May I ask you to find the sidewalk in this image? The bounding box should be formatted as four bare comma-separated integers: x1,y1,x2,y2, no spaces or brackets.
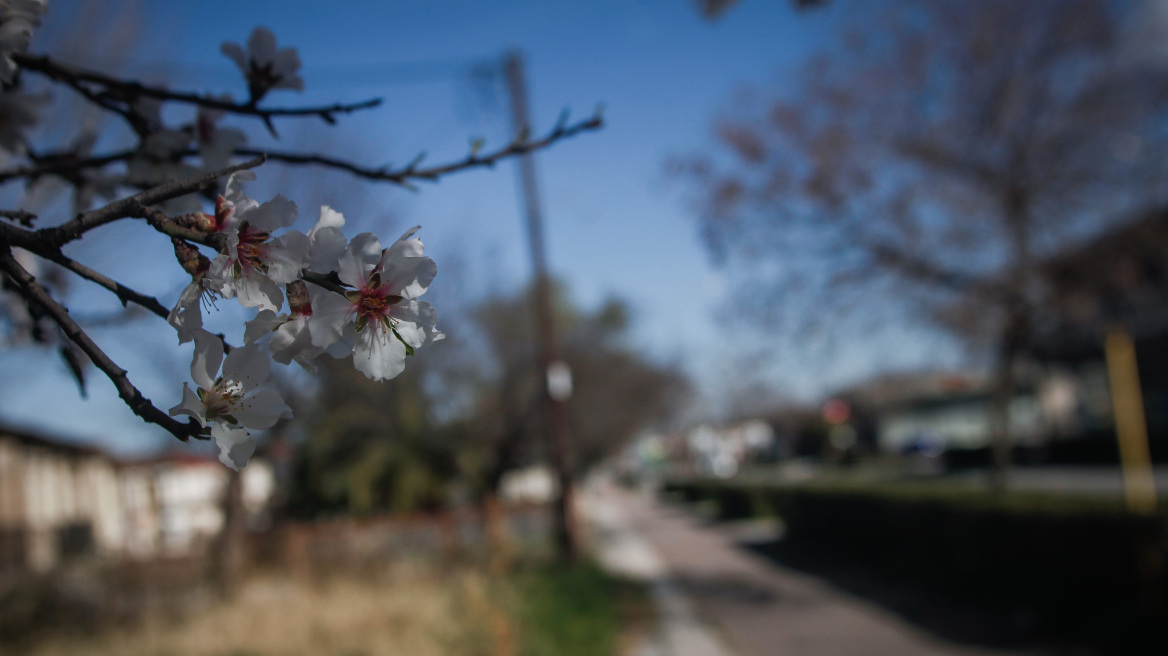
582,479,1031,656
582,479,735,656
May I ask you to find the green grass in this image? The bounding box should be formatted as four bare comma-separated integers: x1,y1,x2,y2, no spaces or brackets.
508,560,647,656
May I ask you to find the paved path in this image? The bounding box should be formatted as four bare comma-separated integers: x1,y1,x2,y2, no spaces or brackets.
582,479,735,656
582,478,1033,656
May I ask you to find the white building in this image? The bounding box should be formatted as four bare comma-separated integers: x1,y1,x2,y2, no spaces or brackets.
0,426,274,573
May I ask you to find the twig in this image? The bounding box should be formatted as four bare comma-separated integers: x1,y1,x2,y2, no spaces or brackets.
46,155,265,246
0,209,37,226
300,270,348,295
0,149,136,185
40,250,170,319
237,114,604,186
129,201,225,249
15,54,382,133
0,247,205,442
0,113,603,193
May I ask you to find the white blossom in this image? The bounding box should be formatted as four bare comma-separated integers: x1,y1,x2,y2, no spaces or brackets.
309,228,442,381
221,27,304,102
0,0,47,83
0,89,47,158
194,102,246,171
204,185,305,312
169,330,291,470
243,281,345,369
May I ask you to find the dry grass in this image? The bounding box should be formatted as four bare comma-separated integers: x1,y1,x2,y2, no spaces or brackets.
17,560,504,656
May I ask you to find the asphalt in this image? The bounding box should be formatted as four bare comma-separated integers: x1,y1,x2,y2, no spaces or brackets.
582,478,1035,656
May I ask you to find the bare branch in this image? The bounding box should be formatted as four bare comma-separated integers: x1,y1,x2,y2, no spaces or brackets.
895,138,1002,190
237,113,604,187
0,148,136,186
40,250,170,319
46,155,265,246
300,269,348,295
128,201,225,249
14,54,382,133
0,113,602,195
0,247,204,442
864,240,987,296
0,209,37,226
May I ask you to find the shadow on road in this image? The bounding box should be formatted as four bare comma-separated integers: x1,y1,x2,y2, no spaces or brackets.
739,535,1149,656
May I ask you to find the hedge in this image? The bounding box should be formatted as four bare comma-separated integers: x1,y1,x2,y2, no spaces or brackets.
662,477,1168,647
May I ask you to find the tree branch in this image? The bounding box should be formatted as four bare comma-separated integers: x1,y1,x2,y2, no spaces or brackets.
237,113,604,187
0,209,37,226
40,250,170,319
0,148,136,186
15,54,382,133
864,239,985,295
0,247,205,442
45,155,264,246
300,269,348,295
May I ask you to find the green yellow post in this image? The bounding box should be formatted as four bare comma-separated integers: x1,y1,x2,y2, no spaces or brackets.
1104,326,1157,515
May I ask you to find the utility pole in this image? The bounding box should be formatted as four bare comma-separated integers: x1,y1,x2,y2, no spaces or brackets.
503,50,577,561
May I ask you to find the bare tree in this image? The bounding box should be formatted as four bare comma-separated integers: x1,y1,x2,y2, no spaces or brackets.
673,0,1168,482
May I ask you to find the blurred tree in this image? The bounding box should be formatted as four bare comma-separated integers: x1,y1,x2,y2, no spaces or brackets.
693,0,828,20
467,284,691,493
673,0,1168,482
287,282,689,521
287,356,463,518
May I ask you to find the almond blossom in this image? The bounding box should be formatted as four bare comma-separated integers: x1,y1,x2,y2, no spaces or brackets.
169,330,291,470
0,0,47,83
221,27,303,103
194,103,246,171
167,239,214,344
243,281,346,370
309,228,443,381
204,183,306,312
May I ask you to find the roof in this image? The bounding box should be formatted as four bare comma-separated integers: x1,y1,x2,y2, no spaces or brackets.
0,424,112,461
1032,205,1168,358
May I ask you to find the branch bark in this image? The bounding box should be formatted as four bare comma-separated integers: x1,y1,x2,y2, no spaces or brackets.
0,247,205,442
14,54,382,132
46,155,265,246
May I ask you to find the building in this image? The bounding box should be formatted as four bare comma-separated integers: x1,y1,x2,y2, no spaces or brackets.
0,427,123,572
0,425,274,574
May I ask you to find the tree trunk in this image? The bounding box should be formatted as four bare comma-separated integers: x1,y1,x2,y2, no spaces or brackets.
988,307,1026,492
484,491,513,575
210,468,245,598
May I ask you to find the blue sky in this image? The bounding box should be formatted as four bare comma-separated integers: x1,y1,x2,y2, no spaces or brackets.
0,0,965,454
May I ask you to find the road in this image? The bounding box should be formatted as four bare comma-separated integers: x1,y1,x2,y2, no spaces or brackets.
582,477,1037,656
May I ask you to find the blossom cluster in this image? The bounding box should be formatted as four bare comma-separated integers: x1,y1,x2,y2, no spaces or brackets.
167,172,442,469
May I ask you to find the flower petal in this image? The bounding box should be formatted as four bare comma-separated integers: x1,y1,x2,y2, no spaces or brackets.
234,389,291,430
168,383,208,428
220,41,248,73
266,230,310,284
394,300,442,347
308,226,346,273
270,316,318,366
353,327,407,382
307,290,353,348
191,330,223,390
381,253,437,300
222,343,271,391
243,194,297,232
233,270,284,312
248,27,277,64
337,232,382,288
211,423,255,470
308,206,345,238
243,309,287,345
167,281,204,344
